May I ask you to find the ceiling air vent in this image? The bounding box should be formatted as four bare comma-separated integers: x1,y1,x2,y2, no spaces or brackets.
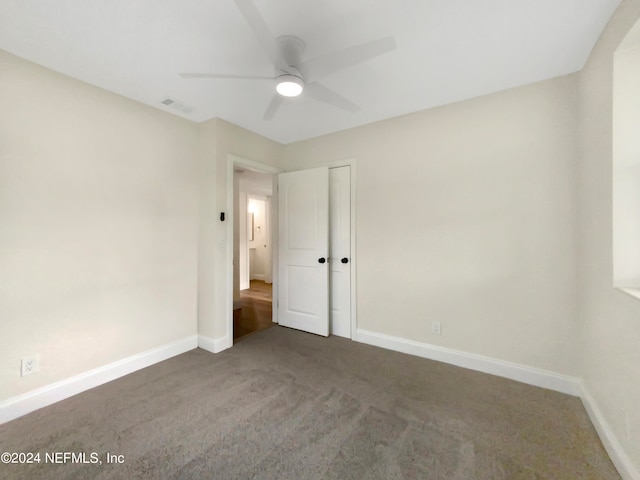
159,97,193,114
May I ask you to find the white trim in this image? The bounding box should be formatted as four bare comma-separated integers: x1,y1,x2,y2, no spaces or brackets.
228,154,282,176
0,336,198,424
270,175,279,324
354,329,581,396
355,328,640,478
580,383,640,480
615,286,640,301
346,160,358,341
198,334,232,354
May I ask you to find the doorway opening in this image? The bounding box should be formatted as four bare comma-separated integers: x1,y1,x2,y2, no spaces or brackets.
226,154,357,347
233,166,277,343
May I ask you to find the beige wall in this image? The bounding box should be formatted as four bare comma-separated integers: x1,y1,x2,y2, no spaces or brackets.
5,6,640,470
578,0,640,470
197,119,283,341
0,50,200,400
196,119,218,340
613,21,640,291
284,74,580,375
0,47,284,400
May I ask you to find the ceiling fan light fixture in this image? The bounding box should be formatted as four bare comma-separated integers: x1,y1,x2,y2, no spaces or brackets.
276,74,304,97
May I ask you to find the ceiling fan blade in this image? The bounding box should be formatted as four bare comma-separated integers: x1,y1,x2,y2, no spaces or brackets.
302,37,396,80
263,94,284,120
305,82,360,113
179,73,273,80
233,0,290,73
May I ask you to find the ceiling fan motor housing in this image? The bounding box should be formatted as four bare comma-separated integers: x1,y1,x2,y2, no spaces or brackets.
276,35,306,73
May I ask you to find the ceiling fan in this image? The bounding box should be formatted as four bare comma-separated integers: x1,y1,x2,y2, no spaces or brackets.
179,0,397,120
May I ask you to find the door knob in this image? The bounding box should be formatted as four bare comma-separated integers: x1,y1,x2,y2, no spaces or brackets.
318,257,326,264
341,257,349,264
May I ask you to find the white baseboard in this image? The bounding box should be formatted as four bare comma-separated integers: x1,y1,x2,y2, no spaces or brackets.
354,329,581,396
355,329,640,478
198,334,232,354
0,335,198,425
3,327,637,479
580,384,640,480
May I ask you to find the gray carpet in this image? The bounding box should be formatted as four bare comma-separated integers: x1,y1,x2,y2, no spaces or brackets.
0,326,620,479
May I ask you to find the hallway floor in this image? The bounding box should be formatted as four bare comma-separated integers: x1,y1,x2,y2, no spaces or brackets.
233,280,273,342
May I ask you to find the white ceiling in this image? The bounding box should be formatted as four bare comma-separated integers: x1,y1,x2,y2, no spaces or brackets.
0,0,621,144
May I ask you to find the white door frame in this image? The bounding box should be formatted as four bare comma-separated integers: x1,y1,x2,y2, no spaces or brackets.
226,154,357,344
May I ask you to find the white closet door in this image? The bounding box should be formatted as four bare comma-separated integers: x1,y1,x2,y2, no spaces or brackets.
329,166,351,338
278,167,329,336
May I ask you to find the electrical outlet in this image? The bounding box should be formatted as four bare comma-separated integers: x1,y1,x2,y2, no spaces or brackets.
431,321,441,335
21,356,39,377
